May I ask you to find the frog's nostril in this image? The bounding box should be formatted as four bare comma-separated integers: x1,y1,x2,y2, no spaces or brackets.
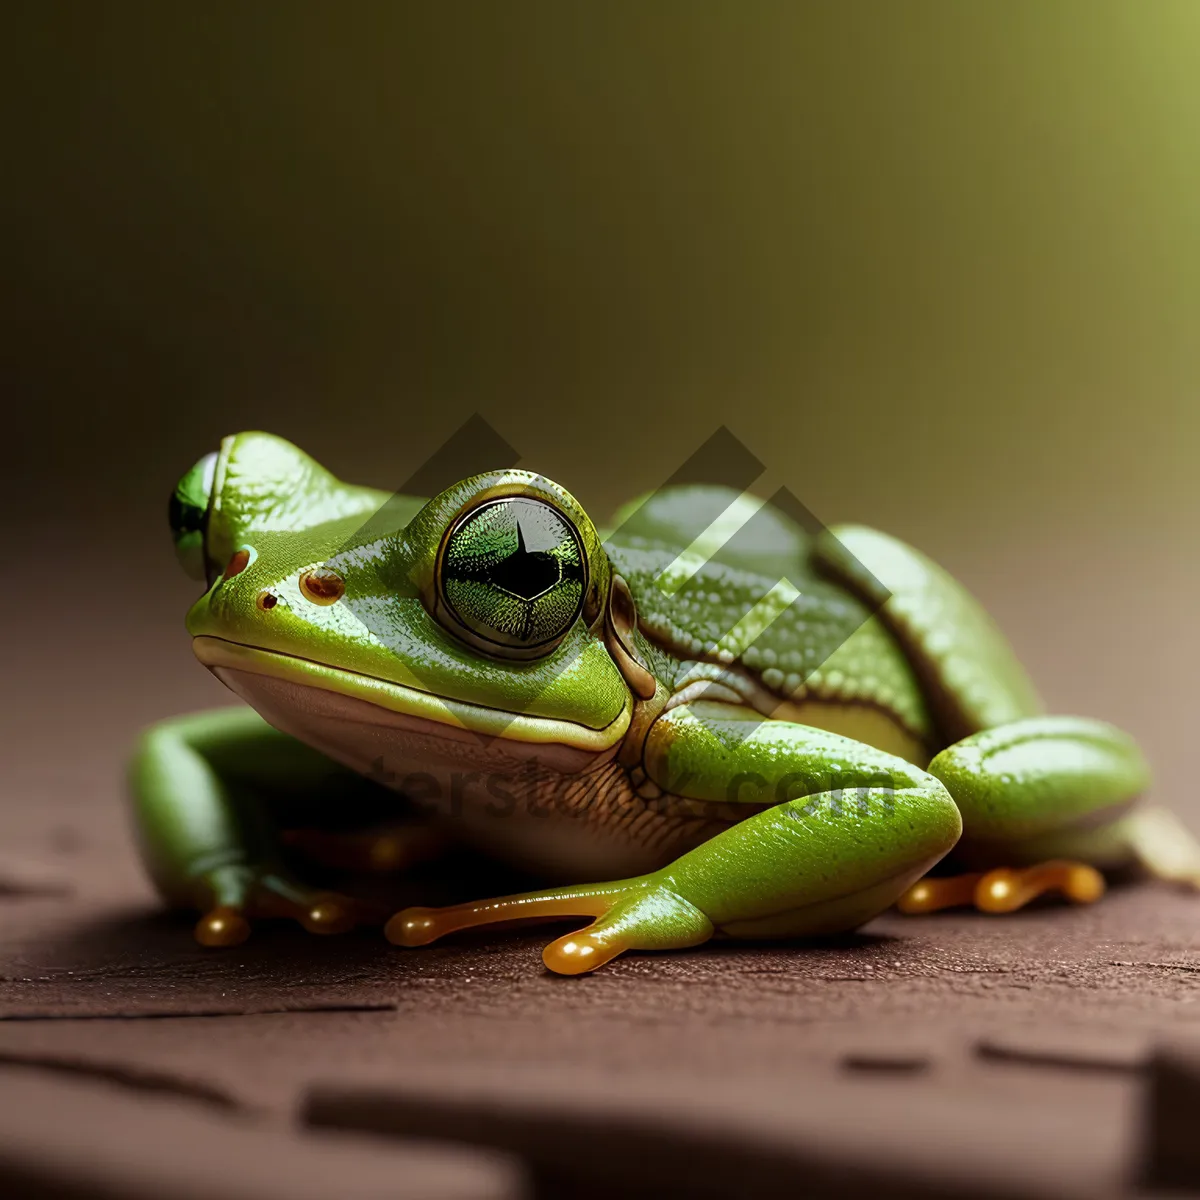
256,591,278,611
300,568,345,606
222,549,251,580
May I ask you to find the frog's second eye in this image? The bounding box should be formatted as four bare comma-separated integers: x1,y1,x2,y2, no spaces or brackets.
436,496,587,657
169,451,218,582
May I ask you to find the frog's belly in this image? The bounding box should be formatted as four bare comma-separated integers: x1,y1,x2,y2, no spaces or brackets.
215,667,726,881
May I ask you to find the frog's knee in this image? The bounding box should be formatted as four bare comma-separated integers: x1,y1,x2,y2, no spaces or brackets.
836,779,963,875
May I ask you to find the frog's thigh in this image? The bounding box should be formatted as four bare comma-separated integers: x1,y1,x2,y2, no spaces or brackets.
816,527,1200,901
389,703,962,974
898,715,1180,913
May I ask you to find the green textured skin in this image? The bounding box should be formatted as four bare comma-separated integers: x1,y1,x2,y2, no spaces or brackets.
604,488,937,743
132,432,1194,958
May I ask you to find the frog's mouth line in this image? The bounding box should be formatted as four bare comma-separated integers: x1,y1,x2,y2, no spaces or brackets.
191,635,631,754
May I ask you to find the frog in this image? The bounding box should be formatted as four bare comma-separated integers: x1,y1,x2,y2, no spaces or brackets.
132,431,1200,975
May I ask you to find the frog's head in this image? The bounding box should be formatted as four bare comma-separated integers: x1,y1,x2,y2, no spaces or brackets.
172,433,647,782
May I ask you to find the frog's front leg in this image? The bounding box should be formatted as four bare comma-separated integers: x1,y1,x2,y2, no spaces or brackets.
387,702,963,974
898,715,1200,914
130,706,386,946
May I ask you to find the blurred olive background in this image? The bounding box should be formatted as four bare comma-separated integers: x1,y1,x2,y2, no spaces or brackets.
2,4,1198,821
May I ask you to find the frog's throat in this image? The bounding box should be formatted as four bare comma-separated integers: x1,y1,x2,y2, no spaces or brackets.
191,635,632,756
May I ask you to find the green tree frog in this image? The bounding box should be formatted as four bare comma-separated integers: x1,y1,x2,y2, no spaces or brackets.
132,432,1200,974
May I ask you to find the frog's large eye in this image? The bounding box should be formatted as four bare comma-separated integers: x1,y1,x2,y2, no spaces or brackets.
169,451,218,582
436,496,588,657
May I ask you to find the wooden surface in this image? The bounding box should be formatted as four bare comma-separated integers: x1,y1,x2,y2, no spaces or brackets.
2,757,1200,1198
2,536,1199,1198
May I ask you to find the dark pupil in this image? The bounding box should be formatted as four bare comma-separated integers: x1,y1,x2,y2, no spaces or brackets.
443,498,584,646
483,524,562,600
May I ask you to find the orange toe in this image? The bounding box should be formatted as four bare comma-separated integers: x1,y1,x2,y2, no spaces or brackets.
974,861,1105,913
385,907,440,947
899,861,1106,916
299,894,359,935
541,927,622,976
195,906,251,948
896,873,983,914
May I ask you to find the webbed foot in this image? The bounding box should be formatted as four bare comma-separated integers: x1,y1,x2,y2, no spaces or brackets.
193,864,382,947
386,880,713,976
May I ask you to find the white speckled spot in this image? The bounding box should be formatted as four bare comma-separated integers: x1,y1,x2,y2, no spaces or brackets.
926,631,952,655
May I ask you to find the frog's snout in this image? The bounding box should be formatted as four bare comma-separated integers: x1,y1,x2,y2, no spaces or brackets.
197,548,352,631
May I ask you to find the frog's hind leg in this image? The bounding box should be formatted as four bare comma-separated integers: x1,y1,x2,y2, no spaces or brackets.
896,715,1184,917
816,526,1198,907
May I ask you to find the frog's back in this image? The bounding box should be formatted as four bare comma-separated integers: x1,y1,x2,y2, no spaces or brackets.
605,486,937,763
